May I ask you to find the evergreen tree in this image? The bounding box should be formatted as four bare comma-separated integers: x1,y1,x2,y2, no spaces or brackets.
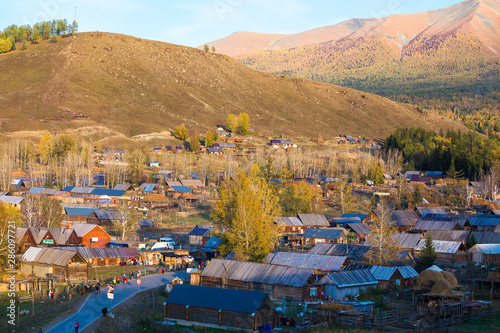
417,233,437,271
412,186,423,206
211,46,216,52
467,232,477,249
203,44,209,52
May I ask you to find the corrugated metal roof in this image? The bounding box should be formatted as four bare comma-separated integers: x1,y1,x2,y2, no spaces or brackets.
70,223,106,237
94,210,121,220
64,207,98,216
415,240,462,253
346,223,370,235
468,244,500,255
0,195,24,204
298,214,330,227
424,230,470,243
188,227,210,236
275,217,303,227
171,186,191,192
138,219,155,227
393,233,421,249
201,259,314,287
494,225,500,233
321,269,377,288
264,252,348,271
369,266,418,280
469,217,500,227
71,186,95,194
473,232,500,244
391,210,420,226
414,220,462,231
341,213,368,220
91,188,126,197
53,246,121,259
416,207,448,217
303,228,346,240
180,179,204,188
20,247,85,266
308,243,370,260
203,236,222,248
398,266,419,279
166,180,183,187
28,187,46,194
166,284,268,313
330,217,362,225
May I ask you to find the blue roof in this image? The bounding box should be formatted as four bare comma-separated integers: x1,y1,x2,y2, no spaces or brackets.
64,207,99,217
63,186,75,192
341,213,368,220
166,284,267,313
171,186,191,192
347,138,357,142
90,188,126,197
203,236,222,248
28,187,46,194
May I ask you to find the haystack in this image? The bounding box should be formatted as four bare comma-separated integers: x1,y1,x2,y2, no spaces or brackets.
318,303,353,312
414,269,459,296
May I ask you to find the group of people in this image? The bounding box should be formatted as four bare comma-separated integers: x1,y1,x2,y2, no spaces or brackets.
112,274,129,285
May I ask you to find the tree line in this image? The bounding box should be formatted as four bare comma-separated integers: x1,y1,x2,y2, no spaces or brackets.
0,19,78,53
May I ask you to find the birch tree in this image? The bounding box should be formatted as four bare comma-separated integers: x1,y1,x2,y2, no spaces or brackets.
113,202,135,240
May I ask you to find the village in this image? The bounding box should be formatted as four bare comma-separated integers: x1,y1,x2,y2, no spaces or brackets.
0,128,499,333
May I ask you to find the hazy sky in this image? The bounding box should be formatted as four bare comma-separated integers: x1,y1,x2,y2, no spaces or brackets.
2,0,463,47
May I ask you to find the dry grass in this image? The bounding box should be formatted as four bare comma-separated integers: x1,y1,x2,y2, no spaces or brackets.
0,32,469,141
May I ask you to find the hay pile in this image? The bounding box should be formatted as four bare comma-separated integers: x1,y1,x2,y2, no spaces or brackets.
414,270,459,296
318,303,353,312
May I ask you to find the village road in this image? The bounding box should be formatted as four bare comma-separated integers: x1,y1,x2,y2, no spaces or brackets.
45,270,186,333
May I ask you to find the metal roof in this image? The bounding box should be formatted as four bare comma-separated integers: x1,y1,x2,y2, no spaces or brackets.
166,284,268,313
180,179,204,188
20,247,86,266
424,230,470,243
94,210,121,220
308,243,371,260
91,188,126,197
298,214,330,227
472,232,500,244
264,252,348,272
468,244,500,255
346,223,371,235
341,213,368,220
0,195,24,204
28,187,46,194
113,184,134,191
469,217,500,227
369,266,418,280
64,207,98,216
137,219,155,227
416,207,448,217
393,233,421,249
201,259,314,287
203,236,222,248
391,210,420,226
414,220,462,231
166,180,183,187
70,186,95,194
53,246,121,259
171,186,191,192
303,228,346,240
70,223,106,237
321,270,377,288
275,217,303,227
415,240,462,254
188,227,210,236
330,217,362,225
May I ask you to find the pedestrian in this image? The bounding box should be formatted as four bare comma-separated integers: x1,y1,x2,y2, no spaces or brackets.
95,284,99,293
162,267,165,274
123,274,126,282
124,276,128,283
38,328,43,333
102,307,108,317
113,277,116,285
117,276,121,284
74,320,79,333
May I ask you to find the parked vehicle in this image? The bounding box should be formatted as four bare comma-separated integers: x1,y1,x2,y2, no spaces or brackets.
151,237,176,250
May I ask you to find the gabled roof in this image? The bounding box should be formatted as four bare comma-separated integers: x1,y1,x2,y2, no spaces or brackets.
201,259,314,287
469,216,500,227
298,214,329,227
180,179,204,188
188,227,210,237
341,213,368,221
330,217,362,225
41,228,78,244
0,195,24,205
264,252,348,272
369,266,418,280
113,184,134,191
415,240,463,254
171,186,191,193
320,270,377,288
64,207,98,217
139,183,157,192
346,223,371,235
390,210,420,226
70,223,107,237
166,284,268,313
303,228,346,240
468,244,500,255
20,247,86,266
424,230,470,243
308,243,370,260
28,187,46,194
416,207,448,217
275,217,303,227
472,232,500,244
90,188,126,197
94,210,121,220
203,236,222,249
137,219,155,227
414,220,462,231
393,233,421,249
15,227,35,244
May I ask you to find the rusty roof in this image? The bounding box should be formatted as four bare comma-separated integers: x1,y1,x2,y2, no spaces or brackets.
264,252,348,272
201,259,314,287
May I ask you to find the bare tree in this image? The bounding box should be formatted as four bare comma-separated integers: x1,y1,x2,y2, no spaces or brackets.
113,203,135,240
21,196,44,228
481,164,500,200
41,197,63,228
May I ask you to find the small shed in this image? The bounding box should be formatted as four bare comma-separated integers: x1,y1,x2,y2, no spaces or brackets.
369,266,419,289
138,219,155,229
165,284,275,331
20,247,88,281
319,269,378,300
275,216,304,234
414,240,467,265
468,244,500,264
188,226,211,247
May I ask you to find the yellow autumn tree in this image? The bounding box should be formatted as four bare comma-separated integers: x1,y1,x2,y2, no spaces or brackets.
364,202,401,266
211,171,280,262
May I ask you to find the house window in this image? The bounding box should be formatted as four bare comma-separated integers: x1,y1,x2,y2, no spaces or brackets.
292,227,296,231
310,288,317,297
396,279,401,286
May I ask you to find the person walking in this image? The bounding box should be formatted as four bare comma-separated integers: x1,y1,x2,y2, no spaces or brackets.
74,320,79,333
162,267,165,274
38,328,43,333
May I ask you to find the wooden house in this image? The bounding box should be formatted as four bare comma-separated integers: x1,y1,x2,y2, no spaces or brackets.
344,223,371,242
393,233,421,256
303,228,348,245
297,214,330,230
137,219,155,229
63,207,98,223
199,259,318,302
318,270,378,300
365,210,419,232
275,217,304,234
424,230,471,247
54,246,140,266
469,216,500,232
413,220,464,232
20,247,88,280
31,228,80,246
263,252,350,274
15,228,36,254
468,244,500,264
308,243,371,264
369,266,419,289
70,223,110,248
188,226,212,247
87,210,121,226
414,240,467,266
0,195,24,209
165,284,275,331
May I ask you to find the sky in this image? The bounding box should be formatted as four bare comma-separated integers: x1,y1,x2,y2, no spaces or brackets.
1,0,464,47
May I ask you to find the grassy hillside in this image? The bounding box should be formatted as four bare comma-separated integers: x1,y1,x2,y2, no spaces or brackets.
239,33,500,117
0,32,468,140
